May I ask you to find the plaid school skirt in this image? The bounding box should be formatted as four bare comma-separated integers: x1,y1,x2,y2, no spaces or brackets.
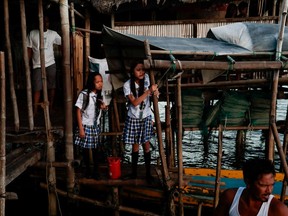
122,115,154,145
74,124,101,148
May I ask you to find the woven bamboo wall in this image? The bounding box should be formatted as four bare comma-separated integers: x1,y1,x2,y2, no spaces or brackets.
114,18,277,38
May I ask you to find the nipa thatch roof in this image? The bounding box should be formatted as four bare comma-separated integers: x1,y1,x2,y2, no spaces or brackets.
90,0,201,14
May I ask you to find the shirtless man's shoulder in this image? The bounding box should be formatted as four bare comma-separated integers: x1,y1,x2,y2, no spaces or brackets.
269,198,288,216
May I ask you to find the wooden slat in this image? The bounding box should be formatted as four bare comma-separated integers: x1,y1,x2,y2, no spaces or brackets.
6,149,41,186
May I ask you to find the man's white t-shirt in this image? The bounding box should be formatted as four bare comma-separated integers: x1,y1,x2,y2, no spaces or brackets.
27,29,61,69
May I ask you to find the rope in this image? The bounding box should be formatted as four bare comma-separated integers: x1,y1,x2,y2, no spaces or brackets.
157,52,177,85
210,52,217,60
70,26,76,33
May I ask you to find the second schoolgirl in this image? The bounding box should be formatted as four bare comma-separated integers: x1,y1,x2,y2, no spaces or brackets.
74,72,107,179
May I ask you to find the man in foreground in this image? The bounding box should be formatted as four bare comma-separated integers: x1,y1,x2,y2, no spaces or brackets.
213,158,288,216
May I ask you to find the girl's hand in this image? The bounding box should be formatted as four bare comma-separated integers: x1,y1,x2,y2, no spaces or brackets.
101,103,108,110
149,84,158,95
79,127,85,138
98,99,108,110
153,89,160,98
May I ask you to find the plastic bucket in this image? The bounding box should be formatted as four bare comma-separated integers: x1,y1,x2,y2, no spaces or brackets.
108,157,121,179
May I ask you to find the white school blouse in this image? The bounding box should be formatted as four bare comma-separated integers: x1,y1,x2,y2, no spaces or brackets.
75,91,100,126
123,74,152,119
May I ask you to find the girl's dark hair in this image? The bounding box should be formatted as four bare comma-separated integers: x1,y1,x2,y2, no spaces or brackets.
82,72,103,111
243,158,275,184
129,60,145,98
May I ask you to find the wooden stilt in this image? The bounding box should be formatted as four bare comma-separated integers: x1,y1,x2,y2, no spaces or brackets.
38,1,57,215
144,40,172,190
176,76,184,216
235,130,246,167
280,105,288,201
0,52,6,216
112,187,119,216
214,124,223,208
20,0,34,131
84,8,90,82
4,0,19,132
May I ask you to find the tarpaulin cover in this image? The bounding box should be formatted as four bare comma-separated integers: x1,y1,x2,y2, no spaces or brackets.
207,22,288,52
102,23,288,89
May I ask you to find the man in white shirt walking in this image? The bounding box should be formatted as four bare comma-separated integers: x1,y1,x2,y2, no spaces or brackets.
27,15,61,116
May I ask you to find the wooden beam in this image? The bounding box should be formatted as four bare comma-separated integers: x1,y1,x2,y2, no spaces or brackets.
6,149,41,186
144,59,286,71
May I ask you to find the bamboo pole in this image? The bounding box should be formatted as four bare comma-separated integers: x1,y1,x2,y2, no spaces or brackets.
112,96,122,156
47,0,85,19
112,187,120,216
0,52,6,216
4,0,19,132
59,0,75,200
20,0,34,131
34,161,78,168
149,49,288,56
280,104,288,201
144,40,173,190
74,27,101,35
176,76,184,216
37,1,57,215
144,59,288,71
84,8,90,83
165,78,174,168
70,2,75,100
273,0,277,16
214,124,223,208
268,0,288,161
168,77,288,89
271,0,288,195
271,123,288,177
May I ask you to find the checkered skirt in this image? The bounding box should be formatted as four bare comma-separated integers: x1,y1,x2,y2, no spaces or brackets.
74,124,101,148
122,115,154,145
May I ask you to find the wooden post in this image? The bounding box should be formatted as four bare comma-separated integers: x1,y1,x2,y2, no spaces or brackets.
4,0,19,132
38,1,57,215
269,0,288,167
214,124,223,208
112,187,119,216
144,40,172,190
176,76,184,216
165,78,174,167
0,52,6,216
113,96,122,156
70,2,75,99
20,0,34,131
280,105,288,201
271,123,288,177
84,8,90,83
273,0,277,16
60,0,75,199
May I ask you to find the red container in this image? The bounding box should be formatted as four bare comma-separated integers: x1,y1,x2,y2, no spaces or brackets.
108,157,121,179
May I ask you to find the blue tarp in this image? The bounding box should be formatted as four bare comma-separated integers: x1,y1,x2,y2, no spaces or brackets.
102,23,288,89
